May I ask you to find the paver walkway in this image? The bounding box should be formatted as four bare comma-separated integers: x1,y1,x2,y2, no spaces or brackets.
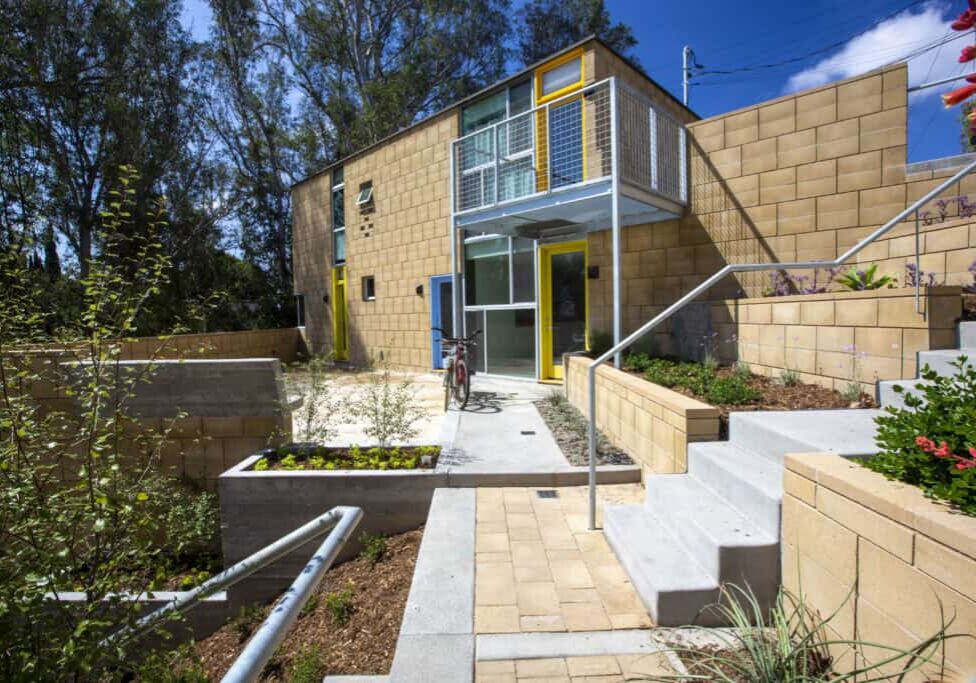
476,653,677,682
474,485,650,635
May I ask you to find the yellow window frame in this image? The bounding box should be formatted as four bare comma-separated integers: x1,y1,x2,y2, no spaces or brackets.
534,48,585,105
538,240,589,381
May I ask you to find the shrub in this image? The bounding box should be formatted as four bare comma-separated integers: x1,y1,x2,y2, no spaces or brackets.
704,376,760,405
866,357,976,514
733,361,752,379
359,531,388,564
292,353,343,443
643,358,712,396
324,582,356,625
777,368,799,386
834,263,896,291
287,647,327,683
589,329,613,357
348,359,427,448
623,352,654,373
643,584,961,682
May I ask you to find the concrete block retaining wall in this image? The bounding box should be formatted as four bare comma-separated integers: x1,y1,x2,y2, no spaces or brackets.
712,286,962,395
564,355,720,477
782,452,976,678
218,456,446,603
118,327,308,363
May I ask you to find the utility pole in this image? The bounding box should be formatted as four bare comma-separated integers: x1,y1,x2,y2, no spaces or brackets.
682,45,693,106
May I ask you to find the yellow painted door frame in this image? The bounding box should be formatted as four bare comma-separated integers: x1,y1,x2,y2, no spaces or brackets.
331,266,349,360
539,240,588,381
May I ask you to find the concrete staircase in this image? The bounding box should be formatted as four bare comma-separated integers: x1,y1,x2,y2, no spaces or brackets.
877,321,976,409
604,409,880,626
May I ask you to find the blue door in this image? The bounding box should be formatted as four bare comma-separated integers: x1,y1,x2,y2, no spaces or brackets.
430,275,454,369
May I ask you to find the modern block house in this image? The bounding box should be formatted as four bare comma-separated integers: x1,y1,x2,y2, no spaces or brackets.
291,36,976,385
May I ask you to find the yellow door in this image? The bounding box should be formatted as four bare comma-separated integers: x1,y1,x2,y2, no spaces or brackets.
539,241,588,380
332,266,349,360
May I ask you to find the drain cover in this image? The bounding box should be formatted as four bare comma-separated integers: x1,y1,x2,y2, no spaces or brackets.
536,489,558,499
520,430,536,435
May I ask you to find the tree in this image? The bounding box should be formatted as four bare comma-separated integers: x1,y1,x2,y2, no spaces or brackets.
260,0,511,166
515,0,638,66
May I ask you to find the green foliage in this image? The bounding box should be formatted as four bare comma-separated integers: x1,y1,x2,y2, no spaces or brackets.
546,389,568,408
589,329,614,357
704,376,761,405
291,354,343,443
323,582,356,626
866,357,976,514
287,646,327,683
623,352,654,373
516,0,638,65
132,644,210,683
733,361,752,379
359,531,388,565
841,382,863,403
640,584,960,682
777,368,800,387
348,360,428,448
252,444,439,471
0,173,222,677
834,264,896,291
232,604,266,644
637,357,759,406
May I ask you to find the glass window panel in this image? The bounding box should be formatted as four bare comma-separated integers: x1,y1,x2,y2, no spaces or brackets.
333,228,345,264
512,238,535,303
464,237,509,305
438,281,454,338
541,57,581,96
549,250,586,368
486,309,536,378
509,79,532,114
331,187,345,229
461,90,506,134
464,310,485,374
332,166,343,187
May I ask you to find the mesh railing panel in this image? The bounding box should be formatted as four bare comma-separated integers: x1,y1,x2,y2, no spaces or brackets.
617,85,687,206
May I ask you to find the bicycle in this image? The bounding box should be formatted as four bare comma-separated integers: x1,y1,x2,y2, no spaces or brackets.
434,327,480,410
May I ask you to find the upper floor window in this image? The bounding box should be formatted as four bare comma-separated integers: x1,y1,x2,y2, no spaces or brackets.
460,79,532,135
536,50,583,103
331,167,345,264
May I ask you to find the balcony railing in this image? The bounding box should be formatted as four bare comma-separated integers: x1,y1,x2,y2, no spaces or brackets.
450,77,687,216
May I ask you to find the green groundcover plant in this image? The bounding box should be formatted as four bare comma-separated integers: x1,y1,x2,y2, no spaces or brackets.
624,354,760,406
0,168,219,679
866,357,976,515
252,444,440,471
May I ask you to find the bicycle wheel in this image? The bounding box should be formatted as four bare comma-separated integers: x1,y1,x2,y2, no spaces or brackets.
454,359,470,408
443,358,453,411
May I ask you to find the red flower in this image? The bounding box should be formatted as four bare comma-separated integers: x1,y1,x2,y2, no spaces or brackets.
952,9,976,30
934,441,952,458
943,83,976,107
961,45,976,63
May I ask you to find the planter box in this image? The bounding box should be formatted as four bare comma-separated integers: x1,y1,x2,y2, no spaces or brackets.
219,455,446,603
564,355,720,477
782,452,976,678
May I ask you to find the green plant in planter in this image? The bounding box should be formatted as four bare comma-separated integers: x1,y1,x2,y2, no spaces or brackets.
867,357,976,514
704,375,760,405
359,531,388,564
324,582,356,625
834,263,896,291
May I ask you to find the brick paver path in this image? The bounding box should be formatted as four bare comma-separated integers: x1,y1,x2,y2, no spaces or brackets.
474,485,651,635
475,652,677,682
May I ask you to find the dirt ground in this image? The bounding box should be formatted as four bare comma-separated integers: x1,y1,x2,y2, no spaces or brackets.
190,528,422,681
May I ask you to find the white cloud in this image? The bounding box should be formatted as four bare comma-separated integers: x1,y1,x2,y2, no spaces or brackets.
785,2,967,99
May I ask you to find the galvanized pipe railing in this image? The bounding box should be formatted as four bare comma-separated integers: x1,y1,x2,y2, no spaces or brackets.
586,156,976,530
101,506,363,681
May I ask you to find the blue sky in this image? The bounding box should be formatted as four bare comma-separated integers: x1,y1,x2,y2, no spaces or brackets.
181,0,973,162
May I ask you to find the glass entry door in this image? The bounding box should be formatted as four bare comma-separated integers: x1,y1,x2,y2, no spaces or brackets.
539,241,588,380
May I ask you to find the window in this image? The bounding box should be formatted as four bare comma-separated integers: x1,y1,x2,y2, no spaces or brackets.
463,235,536,306
536,51,583,103
356,181,373,207
331,167,345,264
460,79,533,135
362,276,375,301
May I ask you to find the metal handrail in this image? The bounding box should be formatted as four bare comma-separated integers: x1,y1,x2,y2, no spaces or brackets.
101,506,363,681
586,156,976,529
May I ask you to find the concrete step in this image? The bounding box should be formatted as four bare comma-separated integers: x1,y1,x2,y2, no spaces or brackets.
603,505,720,626
917,349,975,378
687,441,782,538
727,409,882,461
643,475,779,604
877,378,932,410
959,321,976,349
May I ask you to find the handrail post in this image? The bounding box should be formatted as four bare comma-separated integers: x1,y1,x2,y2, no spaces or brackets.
914,209,921,314
610,78,622,370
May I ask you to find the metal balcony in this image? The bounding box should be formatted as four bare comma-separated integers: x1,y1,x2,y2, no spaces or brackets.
450,77,688,237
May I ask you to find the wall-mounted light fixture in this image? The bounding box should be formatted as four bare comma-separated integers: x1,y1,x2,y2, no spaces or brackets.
415,284,424,297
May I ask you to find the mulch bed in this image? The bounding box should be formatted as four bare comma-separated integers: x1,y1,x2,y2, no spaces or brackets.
534,396,634,466
622,365,872,440
189,527,422,681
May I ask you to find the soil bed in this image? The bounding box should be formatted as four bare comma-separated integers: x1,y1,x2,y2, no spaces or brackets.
188,527,422,681
620,359,872,439
252,445,440,471
534,394,633,466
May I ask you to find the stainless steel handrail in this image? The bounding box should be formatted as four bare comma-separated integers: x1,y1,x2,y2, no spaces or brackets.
586,156,976,529
101,506,363,681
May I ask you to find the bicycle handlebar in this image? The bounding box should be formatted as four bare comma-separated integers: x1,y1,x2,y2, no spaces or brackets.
433,327,481,344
